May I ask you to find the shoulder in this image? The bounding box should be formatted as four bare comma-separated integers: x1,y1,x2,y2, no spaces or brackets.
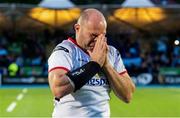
53,40,75,54
108,45,117,52
48,40,74,62
108,45,121,57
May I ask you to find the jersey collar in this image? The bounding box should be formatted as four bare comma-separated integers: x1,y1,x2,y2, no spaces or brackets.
68,37,89,55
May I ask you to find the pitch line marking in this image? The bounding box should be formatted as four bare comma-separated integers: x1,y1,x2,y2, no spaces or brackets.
6,102,17,112
6,88,28,112
16,93,24,101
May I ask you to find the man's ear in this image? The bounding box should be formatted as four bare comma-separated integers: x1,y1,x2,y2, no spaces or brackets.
74,24,80,32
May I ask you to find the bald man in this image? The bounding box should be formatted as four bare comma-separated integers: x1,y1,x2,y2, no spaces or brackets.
48,8,135,117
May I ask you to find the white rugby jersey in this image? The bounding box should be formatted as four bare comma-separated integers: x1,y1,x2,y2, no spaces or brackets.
48,37,127,117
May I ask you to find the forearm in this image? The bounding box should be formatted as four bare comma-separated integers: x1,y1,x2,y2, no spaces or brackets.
52,83,73,99
49,61,101,98
103,64,135,103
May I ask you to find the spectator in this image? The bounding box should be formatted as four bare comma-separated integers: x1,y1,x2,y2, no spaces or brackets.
8,62,19,76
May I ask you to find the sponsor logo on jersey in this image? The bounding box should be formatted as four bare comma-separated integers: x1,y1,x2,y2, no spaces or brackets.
53,46,69,53
86,77,108,86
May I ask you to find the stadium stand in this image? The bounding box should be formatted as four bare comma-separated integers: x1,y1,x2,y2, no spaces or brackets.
0,0,180,85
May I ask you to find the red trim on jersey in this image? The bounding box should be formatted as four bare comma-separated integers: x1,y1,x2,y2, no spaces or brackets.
48,67,69,73
68,37,78,45
68,37,89,55
119,70,127,75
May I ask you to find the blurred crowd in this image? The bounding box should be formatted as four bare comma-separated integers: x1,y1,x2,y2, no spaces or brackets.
107,33,180,77
0,29,180,77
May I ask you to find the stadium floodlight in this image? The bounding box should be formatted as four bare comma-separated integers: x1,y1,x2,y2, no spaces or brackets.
116,0,165,27
108,0,180,34
28,0,81,28
108,0,168,34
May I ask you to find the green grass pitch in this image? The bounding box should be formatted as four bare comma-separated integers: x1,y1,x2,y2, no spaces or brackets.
0,86,180,117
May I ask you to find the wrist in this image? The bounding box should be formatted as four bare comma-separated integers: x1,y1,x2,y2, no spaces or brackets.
90,59,103,67
66,61,101,91
103,62,111,69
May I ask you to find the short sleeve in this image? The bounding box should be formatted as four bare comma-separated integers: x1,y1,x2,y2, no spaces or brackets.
48,47,73,72
113,49,127,74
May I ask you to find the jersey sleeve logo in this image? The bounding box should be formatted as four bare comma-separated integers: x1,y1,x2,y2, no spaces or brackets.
53,46,69,53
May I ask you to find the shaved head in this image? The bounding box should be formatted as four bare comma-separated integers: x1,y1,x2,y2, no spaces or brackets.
74,8,107,51
77,8,107,28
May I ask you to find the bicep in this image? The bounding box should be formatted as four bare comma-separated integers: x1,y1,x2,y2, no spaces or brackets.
48,69,68,86
48,69,74,98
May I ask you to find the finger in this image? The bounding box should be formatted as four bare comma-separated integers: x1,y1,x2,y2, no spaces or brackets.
98,35,106,48
103,37,107,42
102,42,107,53
94,35,102,48
97,34,102,42
105,42,109,52
94,34,105,51
87,50,92,56
103,43,109,54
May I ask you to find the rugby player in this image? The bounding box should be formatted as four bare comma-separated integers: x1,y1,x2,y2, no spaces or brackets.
48,8,135,117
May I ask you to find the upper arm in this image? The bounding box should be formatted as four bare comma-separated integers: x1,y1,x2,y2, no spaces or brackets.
48,69,68,89
114,51,126,73
48,44,74,98
110,47,135,92
48,69,74,98
109,46,126,73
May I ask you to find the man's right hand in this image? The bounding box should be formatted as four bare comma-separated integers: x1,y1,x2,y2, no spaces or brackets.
87,34,108,67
